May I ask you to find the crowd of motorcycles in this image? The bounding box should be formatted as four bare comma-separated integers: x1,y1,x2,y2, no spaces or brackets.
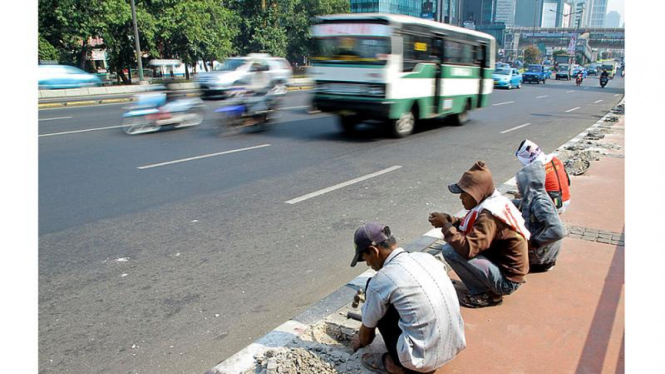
121,83,286,136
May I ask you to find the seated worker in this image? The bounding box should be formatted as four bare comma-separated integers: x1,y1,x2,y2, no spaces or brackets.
515,160,567,272
350,223,465,374
429,161,530,308
515,139,571,214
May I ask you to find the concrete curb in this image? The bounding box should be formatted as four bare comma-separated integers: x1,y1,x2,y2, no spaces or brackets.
204,96,625,374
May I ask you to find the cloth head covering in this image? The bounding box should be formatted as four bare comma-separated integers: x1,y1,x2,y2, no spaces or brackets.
448,161,495,206
516,139,547,166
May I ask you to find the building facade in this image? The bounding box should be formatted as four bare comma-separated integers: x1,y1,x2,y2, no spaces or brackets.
350,0,464,25
494,0,517,26
605,10,621,28
462,0,495,26
350,0,423,17
585,0,608,27
514,0,543,28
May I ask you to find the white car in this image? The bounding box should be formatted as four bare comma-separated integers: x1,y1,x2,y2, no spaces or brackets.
196,54,292,99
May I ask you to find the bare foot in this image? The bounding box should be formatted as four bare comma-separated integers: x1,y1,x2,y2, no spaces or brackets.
384,355,406,374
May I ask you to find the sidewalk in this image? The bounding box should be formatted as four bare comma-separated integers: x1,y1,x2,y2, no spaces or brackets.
207,103,625,374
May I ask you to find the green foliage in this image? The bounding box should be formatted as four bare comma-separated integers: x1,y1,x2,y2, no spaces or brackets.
523,45,541,65
38,34,59,62
37,0,350,81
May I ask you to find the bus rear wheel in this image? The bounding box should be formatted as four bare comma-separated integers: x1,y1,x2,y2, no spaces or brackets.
339,115,359,133
391,111,415,138
452,101,471,126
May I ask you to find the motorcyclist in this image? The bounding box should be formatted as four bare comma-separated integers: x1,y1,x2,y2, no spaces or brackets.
575,71,583,85
600,69,609,79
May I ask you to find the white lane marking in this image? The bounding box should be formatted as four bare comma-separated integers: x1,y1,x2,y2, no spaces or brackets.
39,125,126,137
138,144,271,170
614,94,620,97
39,116,72,122
594,100,603,103
285,166,402,204
279,105,309,110
566,90,575,93
536,95,548,99
492,101,515,106
566,107,581,113
500,123,531,134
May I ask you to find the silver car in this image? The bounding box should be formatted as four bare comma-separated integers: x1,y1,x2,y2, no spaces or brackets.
196,54,292,99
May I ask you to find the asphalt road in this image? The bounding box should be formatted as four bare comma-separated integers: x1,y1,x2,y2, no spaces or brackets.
38,76,625,374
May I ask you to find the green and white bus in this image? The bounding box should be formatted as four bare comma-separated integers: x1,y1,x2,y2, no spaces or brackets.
310,13,496,137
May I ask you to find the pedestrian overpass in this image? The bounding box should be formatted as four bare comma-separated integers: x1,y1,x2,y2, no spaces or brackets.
505,27,624,63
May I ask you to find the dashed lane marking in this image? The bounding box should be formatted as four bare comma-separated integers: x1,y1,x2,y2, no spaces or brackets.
39,125,126,137
500,123,531,134
536,95,548,99
492,101,515,106
566,107,581,113
594,100,603,103
285,166,402,204
137,144,271,170
39,116,72,121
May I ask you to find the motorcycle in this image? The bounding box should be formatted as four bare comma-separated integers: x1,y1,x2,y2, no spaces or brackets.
214,85,286,134
122,91,205,135
575,75,583,86
600,76,609,88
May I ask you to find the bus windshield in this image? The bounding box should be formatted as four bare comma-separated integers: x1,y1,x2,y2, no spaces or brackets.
601,64,613,70
495,69,511,75
313,37,391,65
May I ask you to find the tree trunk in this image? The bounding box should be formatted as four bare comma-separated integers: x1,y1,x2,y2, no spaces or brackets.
128,65,133,84
185,63,190,80
78,41,88,70
117,69,130,84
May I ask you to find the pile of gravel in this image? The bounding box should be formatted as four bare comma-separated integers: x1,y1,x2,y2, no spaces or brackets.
245,322,381,374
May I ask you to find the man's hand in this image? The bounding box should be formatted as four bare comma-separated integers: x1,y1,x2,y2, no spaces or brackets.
429,212,452,228
351,334,362,352
353,324,376,352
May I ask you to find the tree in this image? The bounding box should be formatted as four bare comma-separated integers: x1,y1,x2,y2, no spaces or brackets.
38,34,59,62
523,45,541,65
152,0,239,79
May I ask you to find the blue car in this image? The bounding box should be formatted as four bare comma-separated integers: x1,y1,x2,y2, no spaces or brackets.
38,64,103,89
493,68,522,89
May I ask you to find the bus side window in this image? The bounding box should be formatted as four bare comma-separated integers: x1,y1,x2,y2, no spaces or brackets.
403,34,435,72
443,40,461,64
457,43,474,65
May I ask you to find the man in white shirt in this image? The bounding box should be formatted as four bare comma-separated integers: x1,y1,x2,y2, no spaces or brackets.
350,223,466,374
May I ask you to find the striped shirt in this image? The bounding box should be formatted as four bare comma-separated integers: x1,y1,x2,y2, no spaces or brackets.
362,248,466,372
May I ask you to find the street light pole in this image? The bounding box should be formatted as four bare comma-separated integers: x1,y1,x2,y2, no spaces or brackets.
130,0,145,83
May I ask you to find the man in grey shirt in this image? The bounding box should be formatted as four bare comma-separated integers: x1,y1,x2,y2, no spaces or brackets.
350,223,466,374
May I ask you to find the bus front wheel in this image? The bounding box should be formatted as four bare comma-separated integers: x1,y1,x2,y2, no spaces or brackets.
391,111,415,138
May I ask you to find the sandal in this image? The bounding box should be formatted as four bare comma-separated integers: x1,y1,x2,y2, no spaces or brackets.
362,352,390,374
460,293,503,308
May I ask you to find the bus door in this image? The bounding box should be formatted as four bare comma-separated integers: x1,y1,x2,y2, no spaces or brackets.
433,37,444,115
476,44,487,108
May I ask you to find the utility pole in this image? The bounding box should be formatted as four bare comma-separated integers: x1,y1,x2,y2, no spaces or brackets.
130,0,145,83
